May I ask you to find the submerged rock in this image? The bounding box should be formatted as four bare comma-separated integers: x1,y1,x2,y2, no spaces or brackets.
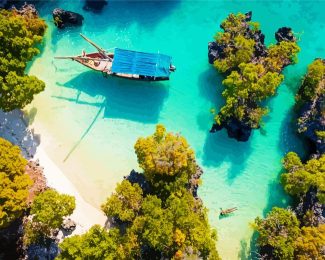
52,8,84,29
83,0,108,12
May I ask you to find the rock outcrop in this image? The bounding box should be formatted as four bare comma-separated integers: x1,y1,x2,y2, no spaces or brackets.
208,11,297,142
297,59,325,155
210,119,252,142
52,8,84,29
275,27,296,43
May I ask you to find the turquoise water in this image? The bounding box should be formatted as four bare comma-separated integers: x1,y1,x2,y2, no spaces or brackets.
27,0,325,258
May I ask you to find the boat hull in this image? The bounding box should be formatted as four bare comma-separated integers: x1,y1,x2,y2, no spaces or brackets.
75,52,170,81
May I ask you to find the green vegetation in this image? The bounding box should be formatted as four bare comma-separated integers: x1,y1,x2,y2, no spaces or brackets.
212,13,300,130
134,124,197,199
254,208,325,260
296,59,325,135
0,9,46,111
59,125,219,259
0,137,31,229
254,207,300,259
23,189,75,246
101,180,143,222
296,59,325,103
281,152,325,203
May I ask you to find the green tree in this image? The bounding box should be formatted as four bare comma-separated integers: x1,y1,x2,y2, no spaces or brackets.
254,207,300,259
0,137,32,228
281,152,325,203
134,124,197,197
294,224,325,260
30,189,75,229
0,9,46,111
101,180,143,222
296,59,325,102
215,63,284,128
57,225,139,260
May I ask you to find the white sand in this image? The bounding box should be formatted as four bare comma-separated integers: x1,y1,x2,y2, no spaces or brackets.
0,109,106,236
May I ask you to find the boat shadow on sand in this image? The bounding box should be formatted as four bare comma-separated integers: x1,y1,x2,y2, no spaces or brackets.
54,71,169,124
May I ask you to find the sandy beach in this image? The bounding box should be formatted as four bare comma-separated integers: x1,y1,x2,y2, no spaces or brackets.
0,109,106,236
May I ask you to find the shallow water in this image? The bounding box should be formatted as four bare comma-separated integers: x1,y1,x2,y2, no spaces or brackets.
27,0,324,258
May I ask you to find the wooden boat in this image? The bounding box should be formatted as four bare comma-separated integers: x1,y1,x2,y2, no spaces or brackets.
55,34,176,81
220,207,237,216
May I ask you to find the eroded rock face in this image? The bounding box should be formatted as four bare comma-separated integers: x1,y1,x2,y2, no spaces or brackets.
210,119,252,142
275,27,296,43
295,187,325,226
61,218,76,232
83,0,108,12
297,59,325,155
52,8,84,29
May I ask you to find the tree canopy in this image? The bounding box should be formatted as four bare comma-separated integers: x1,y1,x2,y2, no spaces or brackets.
255,208,325,260
254,207,301,259
101,180,143,222
0,137,31,229
211,12,300,131
281,152,325,203
0,9,46,111
23,189,75,246
30,189,75,229
59,125,219,260
134,124,197,198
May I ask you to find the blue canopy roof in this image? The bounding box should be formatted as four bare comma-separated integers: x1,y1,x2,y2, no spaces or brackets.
111,48,172,78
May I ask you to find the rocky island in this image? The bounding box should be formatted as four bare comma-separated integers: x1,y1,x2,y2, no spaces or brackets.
209,12,300,141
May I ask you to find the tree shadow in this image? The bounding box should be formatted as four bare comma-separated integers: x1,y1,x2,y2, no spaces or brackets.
55,71,169,124
262,177,291,217
0,110,40,159
198,67,224,106
82,0,180,31
238,231,260,260
278,107,307,160
202,131,252,184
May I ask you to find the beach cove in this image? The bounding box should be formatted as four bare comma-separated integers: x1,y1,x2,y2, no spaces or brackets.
24,0,325,258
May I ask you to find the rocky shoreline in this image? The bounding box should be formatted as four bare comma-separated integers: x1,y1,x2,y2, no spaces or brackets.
296,59,325,155
208,12,298,141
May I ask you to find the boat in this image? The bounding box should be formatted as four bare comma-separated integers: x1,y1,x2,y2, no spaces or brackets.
220,207,237,216
55,34,176,81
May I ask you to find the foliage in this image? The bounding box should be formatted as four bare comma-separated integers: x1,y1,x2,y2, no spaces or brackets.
134,124,197,198
0,9,46,111
0,137,32,229
101,180,143,222
254,207,300,259
281,152,325,203
264,41,300,72
30,189,75,229
255,208,325,260
215,63,283,128
59,125,219,260
294,224,325,260
57,225,139,260
212,12,300,130
296,59,325,102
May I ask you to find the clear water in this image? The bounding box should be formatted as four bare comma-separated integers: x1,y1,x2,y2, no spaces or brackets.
27,0,324,258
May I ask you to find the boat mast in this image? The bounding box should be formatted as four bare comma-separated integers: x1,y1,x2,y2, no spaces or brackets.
79,33,111,59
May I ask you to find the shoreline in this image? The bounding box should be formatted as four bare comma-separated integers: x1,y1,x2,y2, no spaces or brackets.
0,109,106,236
